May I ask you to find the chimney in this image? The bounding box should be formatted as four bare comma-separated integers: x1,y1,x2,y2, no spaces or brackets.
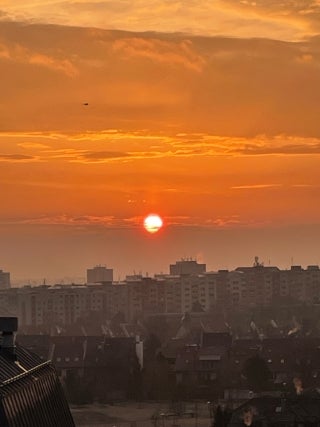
0,317,18,360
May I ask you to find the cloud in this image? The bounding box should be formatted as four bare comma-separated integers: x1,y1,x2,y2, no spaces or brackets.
8,214,147,229
28,53,77,76
204,217,242,227
0,37,77,77
4,213,253,229
231,184,282,189
113,38,206,72
233,137,320,156
295,53,314,63
165,215,252,228
1,23,320,136
4,131,320,169
38,148,87,160
238,144,320,156
77,150,131,162
0,153,36,162
171,134,320,157
15,214,118,227
0,0,317,40
18,142,50,149
221,0,320,35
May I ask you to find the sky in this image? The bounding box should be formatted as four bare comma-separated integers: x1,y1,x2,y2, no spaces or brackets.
1,1,320,283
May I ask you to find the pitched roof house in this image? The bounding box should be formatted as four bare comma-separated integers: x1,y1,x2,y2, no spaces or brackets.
0,317,75,427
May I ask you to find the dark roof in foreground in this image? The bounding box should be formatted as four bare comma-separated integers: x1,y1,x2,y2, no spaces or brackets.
0,344,75,427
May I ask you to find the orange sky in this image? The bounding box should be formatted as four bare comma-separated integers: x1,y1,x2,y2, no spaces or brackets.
1,2,320,281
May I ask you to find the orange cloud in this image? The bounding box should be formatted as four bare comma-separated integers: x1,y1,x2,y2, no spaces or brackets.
1,0,316,40
2,23,320,137
0,153,37,162
231,184,282,189
5,213,251,230
0,37,77,76
0,23,320,232
113,38,206,72
28,53,77,77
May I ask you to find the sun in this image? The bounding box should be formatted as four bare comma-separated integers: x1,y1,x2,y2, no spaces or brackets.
143,214,163,234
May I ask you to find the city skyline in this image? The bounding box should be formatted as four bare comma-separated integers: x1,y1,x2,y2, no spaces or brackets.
4,242,320,285
1,2,320,280
2,258,320,329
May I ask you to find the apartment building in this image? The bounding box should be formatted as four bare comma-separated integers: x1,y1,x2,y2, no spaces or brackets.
279,265,320,302
2,261,320,327
9,284,108,326
87,265,113,283
235,265,281,306
170,259,206,275
0,269,10,289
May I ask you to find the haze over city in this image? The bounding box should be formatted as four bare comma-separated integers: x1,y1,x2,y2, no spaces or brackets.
1,1,320,281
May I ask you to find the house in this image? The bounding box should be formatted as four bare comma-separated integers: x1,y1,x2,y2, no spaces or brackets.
0,317,74,427
174,343,229,398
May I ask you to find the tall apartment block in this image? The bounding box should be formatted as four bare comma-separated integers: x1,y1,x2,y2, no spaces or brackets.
1,260,320,327
170,259,206,275
0,269,10,289
86,265,113,283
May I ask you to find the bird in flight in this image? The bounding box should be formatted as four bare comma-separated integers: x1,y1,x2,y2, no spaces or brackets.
83,102,89,106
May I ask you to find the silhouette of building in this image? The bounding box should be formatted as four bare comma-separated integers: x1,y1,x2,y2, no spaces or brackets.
0,317,75,426
1,260,320,326
87,265,113,283
170,259,206,275
0,269,10,289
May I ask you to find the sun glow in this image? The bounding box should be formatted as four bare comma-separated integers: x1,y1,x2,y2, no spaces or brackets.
143,214,163,234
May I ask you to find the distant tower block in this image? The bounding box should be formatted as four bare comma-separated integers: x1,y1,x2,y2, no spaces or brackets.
0,269,10,289
169,258,206,275
86,265,113,284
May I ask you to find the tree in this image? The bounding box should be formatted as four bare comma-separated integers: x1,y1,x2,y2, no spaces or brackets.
242,355,271,391
144,333,161,362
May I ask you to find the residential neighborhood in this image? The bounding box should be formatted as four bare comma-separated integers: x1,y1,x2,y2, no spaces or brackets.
2,259,320,425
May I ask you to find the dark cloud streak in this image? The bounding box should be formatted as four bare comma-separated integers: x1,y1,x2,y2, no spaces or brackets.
0,153,35,161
